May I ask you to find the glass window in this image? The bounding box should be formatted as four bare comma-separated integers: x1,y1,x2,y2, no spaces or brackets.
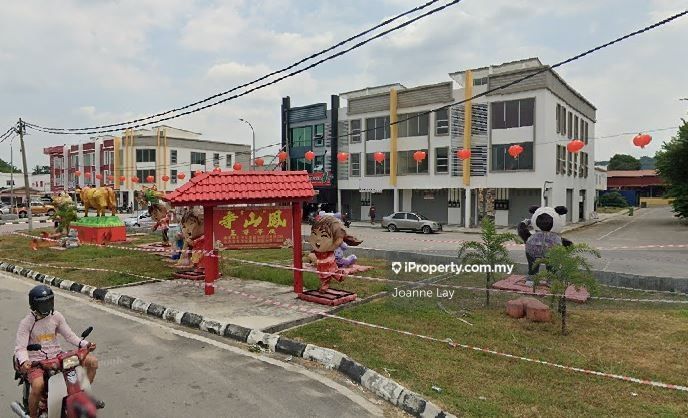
505,101,519,128
584,121,589,144
491,102,505,129
365,152,390,175
314,124,325,138
290,126,313,147
313,155,324,171
560,106,567,135
519,98,534,127
392,213,405,219
350,153,361,176
170,150,177,164
350,120,361,143
365,116,390,141
225,154,233,167
290,158,312,172
136,169,156,183
406,213,419,221
397,150,428,175
574,115,579,139
190,152,206,165
556,145,566,175
567,112,573,139
491,142,534,171
556,104,561,134
171,169,178,184
435,147,449,174
213,153,220,166
136,149,156,163
435,108,449,136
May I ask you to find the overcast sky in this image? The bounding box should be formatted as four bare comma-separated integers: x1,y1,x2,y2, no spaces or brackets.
0,0,686,168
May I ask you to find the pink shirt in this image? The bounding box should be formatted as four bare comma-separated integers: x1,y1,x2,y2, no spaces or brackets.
14,311,88,365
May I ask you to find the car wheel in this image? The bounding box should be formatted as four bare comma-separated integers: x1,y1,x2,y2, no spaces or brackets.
135,223,140,228
421,225,432,234
47,210,55,217
18,211,27,218
387,224,397,232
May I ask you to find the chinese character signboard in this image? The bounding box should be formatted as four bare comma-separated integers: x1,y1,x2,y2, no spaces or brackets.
308,171,332,187
213,206,292,249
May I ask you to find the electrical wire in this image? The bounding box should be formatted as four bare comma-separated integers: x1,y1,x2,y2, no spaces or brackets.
0,125,17,142
25,0,465,135
26,0,446,133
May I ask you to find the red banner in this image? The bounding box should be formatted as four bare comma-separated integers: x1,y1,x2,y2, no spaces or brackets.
213,206,292,249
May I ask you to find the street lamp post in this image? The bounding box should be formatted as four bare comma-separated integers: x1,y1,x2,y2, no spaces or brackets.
239,118,255,171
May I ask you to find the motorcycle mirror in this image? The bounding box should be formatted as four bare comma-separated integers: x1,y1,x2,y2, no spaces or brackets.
27,344,42,351
81,326,93,338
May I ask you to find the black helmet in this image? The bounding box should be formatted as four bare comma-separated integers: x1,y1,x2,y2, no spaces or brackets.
29,285,54,316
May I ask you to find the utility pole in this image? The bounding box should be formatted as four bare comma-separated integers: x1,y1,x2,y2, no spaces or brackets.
18,119,33,231
239,118,255,170
10,136,15,208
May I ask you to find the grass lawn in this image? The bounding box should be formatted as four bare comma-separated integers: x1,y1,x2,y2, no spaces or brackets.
596,206,627,214
4,230,687,416
286,273,688,417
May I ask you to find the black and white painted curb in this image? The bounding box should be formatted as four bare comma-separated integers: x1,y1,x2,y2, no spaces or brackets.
0,219,51,226
0,261,455,418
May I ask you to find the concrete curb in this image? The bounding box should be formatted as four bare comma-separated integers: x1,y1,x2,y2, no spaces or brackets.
340,247,688,293
0,261,455,418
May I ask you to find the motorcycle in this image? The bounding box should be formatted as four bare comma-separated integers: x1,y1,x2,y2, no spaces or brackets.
11,326,104,418
342,212,351,228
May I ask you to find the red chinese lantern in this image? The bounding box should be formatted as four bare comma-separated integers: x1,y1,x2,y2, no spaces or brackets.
633,133,652,149
146,175,155,183
456,149,471,160
177,172,186,180
233,162,242,171
213,167,221,173
131,176,139,183
278,151,288,162
337,152,349,162
254,158,264,167
374,152,385,164
162,175,169,182
119,175,126,182
567,139,585,153
107,175,114,182
95,173,102,180
74,170,81,177
413,150,426,163
305,151,315,161
508,144,524,158
194,170,203,177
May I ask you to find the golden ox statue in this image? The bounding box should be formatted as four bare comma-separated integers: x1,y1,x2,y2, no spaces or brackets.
79,186,117,217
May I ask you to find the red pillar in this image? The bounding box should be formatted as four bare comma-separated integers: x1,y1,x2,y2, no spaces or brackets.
203,205,217,296
292,202,303,294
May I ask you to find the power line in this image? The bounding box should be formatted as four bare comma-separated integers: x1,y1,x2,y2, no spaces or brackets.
25,0,465,136
26,0,446,133
326,9,688,145
0,125,17,142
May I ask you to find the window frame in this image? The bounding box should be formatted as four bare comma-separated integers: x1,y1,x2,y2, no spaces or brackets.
491,142,534,171
170,150,178,164
434,147,449,174
350,153,361,177
135,149,156,163
435,108,449,136
190,152,206,165
225,154,234,168
365,152,391,175
350,120,362,143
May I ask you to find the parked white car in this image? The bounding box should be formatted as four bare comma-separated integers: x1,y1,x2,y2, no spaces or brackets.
124,212,155,228
381,211,442,234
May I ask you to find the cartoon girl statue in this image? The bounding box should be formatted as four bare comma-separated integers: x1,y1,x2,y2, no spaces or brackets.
305,216,362,292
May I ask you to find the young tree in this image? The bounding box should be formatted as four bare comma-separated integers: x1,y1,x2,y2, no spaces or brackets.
32,165,50,175
534,243,600,335
655,121,688,218
0,158,21,173
608,154,641,170
458,217,518,306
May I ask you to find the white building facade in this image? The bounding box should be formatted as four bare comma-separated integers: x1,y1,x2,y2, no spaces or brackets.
44,126,250,209
337,58,596,226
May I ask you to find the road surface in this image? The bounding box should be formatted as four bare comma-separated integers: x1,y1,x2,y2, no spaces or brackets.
0,274,382,418
314,207,688,279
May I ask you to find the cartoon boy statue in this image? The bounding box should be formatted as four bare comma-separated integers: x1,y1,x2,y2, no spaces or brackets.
305,216,362,292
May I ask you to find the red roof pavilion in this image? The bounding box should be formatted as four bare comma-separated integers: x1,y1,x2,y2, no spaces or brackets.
164,171,315,295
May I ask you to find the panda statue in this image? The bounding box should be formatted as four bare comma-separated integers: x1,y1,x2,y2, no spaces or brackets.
517,205,573,286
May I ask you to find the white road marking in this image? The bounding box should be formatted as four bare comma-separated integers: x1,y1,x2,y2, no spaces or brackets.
597,209,653,240
2,273,384,417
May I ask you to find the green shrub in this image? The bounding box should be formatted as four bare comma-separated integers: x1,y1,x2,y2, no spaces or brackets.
599,191,628,207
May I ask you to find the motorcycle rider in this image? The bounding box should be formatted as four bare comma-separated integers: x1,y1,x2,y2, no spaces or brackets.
14,285,99,418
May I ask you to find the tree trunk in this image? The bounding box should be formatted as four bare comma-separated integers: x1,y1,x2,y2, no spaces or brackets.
485,272,491,307
559,295,568,335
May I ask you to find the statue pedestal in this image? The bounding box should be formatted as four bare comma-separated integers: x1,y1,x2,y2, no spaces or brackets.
298,288,357,306
72,216,126,245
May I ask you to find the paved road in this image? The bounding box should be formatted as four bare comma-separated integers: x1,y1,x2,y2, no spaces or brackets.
316,207,688,278
0,274,382,418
